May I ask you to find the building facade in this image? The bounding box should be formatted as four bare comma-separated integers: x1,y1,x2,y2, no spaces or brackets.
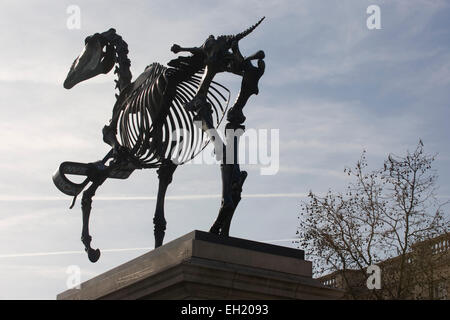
318,233,450,299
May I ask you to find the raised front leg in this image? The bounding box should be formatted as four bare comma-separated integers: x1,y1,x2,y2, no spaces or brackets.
81,177,107,263
153,161,177,248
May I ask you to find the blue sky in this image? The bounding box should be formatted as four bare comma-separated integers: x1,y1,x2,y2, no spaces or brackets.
1,0,450,299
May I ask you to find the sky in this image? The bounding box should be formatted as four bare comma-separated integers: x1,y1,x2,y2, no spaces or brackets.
1,0,450,299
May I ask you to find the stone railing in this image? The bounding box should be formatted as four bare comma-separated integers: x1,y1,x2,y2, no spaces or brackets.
431,235,449,255
322,277,337,288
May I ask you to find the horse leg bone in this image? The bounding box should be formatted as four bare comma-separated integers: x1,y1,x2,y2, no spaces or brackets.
210,163,235,235
245,50,265,62
211,57,265,235
227,56,265,125
153,161,177,248
81,177,106,263
220,166,248,237
215,127,246,236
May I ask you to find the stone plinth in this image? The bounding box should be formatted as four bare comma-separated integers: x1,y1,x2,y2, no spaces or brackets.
57,230,342,300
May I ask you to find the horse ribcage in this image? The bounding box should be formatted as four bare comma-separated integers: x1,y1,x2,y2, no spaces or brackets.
117,65,230,168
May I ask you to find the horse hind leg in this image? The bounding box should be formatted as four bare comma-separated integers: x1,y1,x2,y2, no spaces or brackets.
209,164,234,235
210,124,247,237
210,164,247,236
221,166,247,236
81,177,106,263
153,161,177,248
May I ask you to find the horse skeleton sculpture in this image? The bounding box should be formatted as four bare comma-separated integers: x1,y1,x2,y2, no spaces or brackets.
53,18,266,262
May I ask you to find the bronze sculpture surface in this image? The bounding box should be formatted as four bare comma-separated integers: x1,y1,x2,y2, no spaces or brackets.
53,18,266,262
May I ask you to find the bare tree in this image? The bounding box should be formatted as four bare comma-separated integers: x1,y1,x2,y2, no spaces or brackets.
298,141,449,299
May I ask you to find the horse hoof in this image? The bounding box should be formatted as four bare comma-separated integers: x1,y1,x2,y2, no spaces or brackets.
87,248,101,263
209,223,221,234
